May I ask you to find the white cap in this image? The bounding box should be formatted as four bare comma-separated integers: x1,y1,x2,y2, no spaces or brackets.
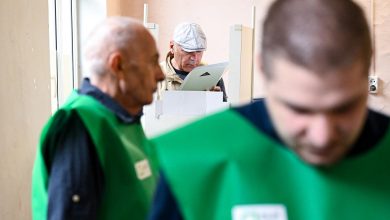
173,22,207,52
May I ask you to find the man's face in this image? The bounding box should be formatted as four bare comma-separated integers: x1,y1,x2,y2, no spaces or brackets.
119,33,165,110
264,57,368,166
171,42,203,72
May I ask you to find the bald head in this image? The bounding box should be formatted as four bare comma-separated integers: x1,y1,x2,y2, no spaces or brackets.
83,17,152,77
261,0,372,78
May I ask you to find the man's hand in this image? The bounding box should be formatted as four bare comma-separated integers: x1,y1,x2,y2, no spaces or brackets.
209,86,221,92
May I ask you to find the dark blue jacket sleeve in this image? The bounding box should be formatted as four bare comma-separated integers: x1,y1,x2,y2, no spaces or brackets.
217,78,228,102
149,172,183,220
46,112,104,220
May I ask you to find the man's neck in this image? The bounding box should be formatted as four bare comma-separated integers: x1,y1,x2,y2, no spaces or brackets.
170,57,180,70
90,76,142,117
170,58,189,76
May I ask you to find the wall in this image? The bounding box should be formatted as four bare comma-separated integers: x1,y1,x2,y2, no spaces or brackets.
78,0,107,81
107,0,390,116
108,0,269,63
367,0,390,114
0,0,51,219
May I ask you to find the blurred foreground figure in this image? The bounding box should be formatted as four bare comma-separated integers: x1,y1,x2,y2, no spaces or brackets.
32,17,164,220
149,0,390,219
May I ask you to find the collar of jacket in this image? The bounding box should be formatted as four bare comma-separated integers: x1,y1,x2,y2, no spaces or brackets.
164,53,184,83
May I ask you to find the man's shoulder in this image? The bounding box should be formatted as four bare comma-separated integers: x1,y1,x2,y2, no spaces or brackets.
366,108,390,137
39,108,86,163
63,93,113,117
366,108,390,135
47,94,117,135
367,108,390,121
48,107,80,130
159,59,177,78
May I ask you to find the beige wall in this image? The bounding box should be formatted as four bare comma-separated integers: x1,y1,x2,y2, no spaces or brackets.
108,0,390,115
0,0,51,219
367,0,390,114
108,0,271,64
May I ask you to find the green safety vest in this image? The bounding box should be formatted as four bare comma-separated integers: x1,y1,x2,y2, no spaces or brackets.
32,91,158,220
154,109,390,220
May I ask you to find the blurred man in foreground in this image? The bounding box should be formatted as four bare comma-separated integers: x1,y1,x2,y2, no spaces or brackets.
32,17,164,219
149,0,390,219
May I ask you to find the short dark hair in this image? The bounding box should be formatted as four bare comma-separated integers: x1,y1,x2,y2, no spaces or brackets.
261,0,372,77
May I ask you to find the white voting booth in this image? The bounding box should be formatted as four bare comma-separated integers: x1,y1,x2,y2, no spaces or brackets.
142,91,228,137
160,91,227,116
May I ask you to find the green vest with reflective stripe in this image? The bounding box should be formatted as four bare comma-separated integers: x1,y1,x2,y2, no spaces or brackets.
32,91,158,220
154,109,390,220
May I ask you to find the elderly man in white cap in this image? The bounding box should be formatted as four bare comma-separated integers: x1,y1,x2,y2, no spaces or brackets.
158,22,227,102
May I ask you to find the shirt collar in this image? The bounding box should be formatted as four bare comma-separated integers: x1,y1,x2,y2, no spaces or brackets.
167,54,190,80
172,66,189,80
78,78,142,124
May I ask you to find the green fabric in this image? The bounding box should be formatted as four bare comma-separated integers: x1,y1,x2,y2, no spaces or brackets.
32,91,158,220
154,109,390,220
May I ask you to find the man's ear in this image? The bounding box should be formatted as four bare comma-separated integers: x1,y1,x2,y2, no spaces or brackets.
169,40,175,53
256,53,265,78
107,52,124,79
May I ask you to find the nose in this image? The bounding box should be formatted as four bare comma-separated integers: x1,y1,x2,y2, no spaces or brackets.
190,52,202,61
155,65,165,82
307,114,336,148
